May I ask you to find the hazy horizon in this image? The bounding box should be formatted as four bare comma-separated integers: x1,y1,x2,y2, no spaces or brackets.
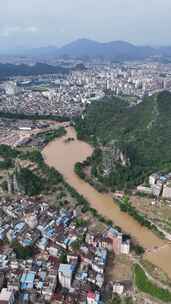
1,0,171,50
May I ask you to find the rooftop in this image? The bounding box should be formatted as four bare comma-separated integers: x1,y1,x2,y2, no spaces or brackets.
58,264,73,276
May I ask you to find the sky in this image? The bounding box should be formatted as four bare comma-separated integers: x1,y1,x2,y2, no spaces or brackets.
1,0,171,50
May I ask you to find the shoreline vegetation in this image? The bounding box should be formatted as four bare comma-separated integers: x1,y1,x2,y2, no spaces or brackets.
134,264,171,302
64,137,75,143
74,158,109,193
28,149,125,237
0,114,164,252
2,141,138,254
74,160,165,240
35,127,67,145
116,196,165,239
5,113,165,242
0,111,70,121
21,147,145,256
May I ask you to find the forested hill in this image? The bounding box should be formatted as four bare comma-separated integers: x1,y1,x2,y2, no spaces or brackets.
0,63,68,78
75,91,171,189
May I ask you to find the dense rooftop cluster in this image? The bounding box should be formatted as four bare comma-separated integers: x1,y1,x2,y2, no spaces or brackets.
0,196,132,304
0,61,171,119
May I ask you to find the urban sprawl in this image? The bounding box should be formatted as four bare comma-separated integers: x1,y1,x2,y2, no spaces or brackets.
0,60,171,304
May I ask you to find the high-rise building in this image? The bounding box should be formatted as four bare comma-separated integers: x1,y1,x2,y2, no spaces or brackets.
4,81,17,96
58,264,73,289
105,227,122,254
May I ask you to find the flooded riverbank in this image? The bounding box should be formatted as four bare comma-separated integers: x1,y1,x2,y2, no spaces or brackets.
43,126,171,278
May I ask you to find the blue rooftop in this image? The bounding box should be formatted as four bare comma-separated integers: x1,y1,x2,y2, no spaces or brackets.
108,227,121,237
22,239,32,246
20,271,36,290
14,222,25,232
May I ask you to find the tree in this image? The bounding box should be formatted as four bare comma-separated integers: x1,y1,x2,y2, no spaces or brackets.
132,244,145,255
70,240,81,251
108,294,122,304
124,296,134,304
16,167,44,196
59,252,67,264
12,241,33,259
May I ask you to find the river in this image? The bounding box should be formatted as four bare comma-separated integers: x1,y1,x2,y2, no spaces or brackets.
43,126,171,278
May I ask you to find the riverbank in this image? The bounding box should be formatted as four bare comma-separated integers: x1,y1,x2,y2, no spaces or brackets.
74,160,168,240
43,126,171,279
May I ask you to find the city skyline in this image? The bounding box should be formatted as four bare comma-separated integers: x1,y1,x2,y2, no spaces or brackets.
1,0,171,50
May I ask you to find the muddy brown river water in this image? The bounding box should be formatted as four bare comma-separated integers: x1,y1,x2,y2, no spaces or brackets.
43,126,171,278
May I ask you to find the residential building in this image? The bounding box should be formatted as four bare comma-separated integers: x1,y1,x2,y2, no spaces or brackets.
58,264,73,289
87,291,100,304
0,289,15,304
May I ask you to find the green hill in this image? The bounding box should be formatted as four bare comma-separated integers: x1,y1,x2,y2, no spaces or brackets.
75,91,171,189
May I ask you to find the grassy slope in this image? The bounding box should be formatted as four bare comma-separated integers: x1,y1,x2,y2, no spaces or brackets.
134,264,171,302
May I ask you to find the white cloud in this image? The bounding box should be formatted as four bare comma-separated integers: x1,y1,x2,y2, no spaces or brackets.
0,26,38,37
0,0,170,47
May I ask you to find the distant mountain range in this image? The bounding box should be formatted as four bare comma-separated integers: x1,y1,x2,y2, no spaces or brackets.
2,39,171,61
55,39,158,61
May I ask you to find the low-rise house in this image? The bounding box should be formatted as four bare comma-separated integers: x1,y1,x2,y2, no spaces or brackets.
152,181,163,197
136,185,153,195
42,272,57,301
0,288,15,304
113,282,124,295
20,271,36,290
149,173,159,186
0,273,4,290
99,237,113,251
87,290,100,304
25,214,38,229
162,183,171,199
0,255,8,271
7,272,20,292
95,273,104,288
36,237,48,251
47,245,59,257
121,239,130,255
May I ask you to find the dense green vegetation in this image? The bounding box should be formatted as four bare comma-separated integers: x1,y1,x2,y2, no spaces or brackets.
0,144,18,159
131,243,145,255
107,296,121,304
20,149,64,188
134,264,171,302
59,252,67,264
75,91,171,189
12,241,33,259
0,111,69,121
16,167,44,196
0,159,13,169
0,62,68,78
0,145,18,169
22,149,44,163
74,160,108,193
74,162,86,179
